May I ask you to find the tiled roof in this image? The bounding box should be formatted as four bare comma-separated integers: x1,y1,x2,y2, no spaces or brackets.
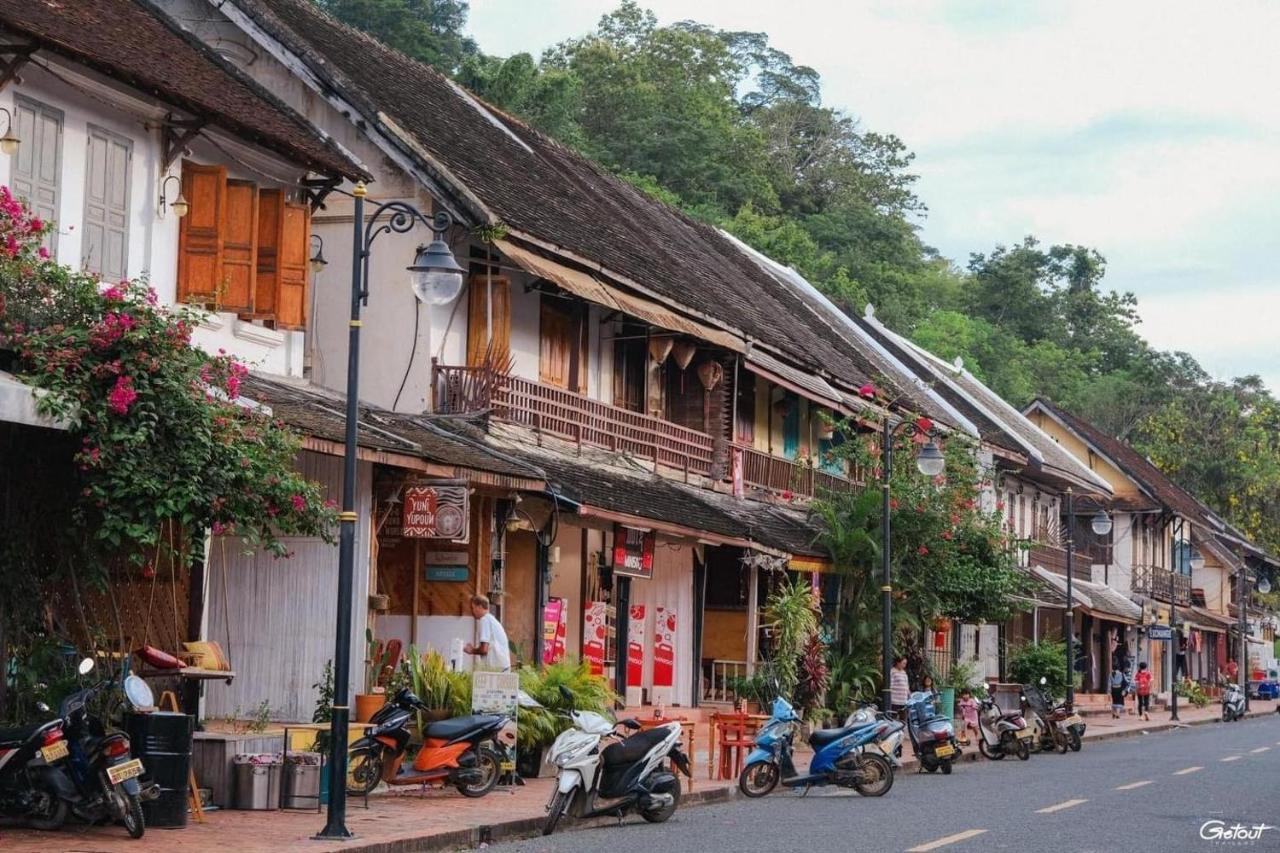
225,0,953,416
0,0,366,180
1031,566,1142,623
1028,399,1216,528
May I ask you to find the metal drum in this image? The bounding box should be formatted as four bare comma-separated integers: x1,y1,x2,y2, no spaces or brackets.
126,711,194,828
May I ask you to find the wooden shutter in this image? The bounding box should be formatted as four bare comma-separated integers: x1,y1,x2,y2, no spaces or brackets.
539,300,574,389
254,188,283,318
466,275,511,365
176,161,226,305
82,126,132,281
276,202,310,329
12,97,63,255
220,180,257,313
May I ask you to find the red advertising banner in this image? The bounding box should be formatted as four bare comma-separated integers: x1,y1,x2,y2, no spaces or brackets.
627,604,646,687
583,601,607,676
653,606,675,688
402,480,469,540
542,598,566,664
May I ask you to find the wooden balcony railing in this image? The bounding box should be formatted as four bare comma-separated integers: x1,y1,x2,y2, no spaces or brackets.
1026,543,1093,581
1132,564,1192,606
430,363,857,498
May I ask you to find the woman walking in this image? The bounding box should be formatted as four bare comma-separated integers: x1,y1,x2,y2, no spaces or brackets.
1108,667,1128,719
1134,661,1152,721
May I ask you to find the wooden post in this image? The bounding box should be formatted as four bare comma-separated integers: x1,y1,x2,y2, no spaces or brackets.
411,538,420,645
745,562,759,676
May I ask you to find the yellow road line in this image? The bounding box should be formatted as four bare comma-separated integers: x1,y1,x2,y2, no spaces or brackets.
1036,798,1088,814
907,829,989,852
1173,766,1202,775
1221,755,1242,762
1115,780,1153,790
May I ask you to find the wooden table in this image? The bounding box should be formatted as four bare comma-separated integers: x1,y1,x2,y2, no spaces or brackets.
637,716,695,790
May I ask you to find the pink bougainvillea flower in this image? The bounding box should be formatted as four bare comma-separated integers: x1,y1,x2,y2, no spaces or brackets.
915,416,933,433
101,285,125,302
889,498,900,511
858,383,877,398
917,545,929,556
941,530,953,540
38,246,49,259
106,375,137,415
291,494,306,512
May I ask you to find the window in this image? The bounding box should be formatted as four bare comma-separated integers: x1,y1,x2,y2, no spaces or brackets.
612,321,648,413
176,160,310,327
466,274,511,366
539,298,587,392
82,125,132,280
12,96,63,254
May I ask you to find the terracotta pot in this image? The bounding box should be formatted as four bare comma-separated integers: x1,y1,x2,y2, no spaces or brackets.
354,693,387,723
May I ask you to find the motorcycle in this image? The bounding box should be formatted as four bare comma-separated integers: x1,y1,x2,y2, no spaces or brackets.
543,685,690,836
737,696,895,798
0,699,75,830
1020,683,1067,754
57,658,157,838
845,703,905,768
903,691,960,773
1222,682,1245,722
346,687,507,797
975,696,1031,761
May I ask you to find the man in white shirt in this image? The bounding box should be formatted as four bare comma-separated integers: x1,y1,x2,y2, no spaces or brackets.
464,594,511,671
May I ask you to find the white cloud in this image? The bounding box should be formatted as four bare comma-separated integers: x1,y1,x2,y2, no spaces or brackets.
466,0,1280,387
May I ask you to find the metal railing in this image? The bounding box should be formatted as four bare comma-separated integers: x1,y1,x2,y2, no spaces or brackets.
1132,564,1192,605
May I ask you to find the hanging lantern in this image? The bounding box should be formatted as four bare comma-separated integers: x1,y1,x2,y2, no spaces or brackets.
648,337,674,365
696,360,723,391
671,340,697,370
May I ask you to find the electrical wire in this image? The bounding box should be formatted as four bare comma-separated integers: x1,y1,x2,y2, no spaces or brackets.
392,299,420,411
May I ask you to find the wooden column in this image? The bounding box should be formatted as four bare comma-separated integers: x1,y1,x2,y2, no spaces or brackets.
745,563,759,676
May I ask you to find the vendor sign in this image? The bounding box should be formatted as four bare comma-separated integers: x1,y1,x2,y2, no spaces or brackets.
402,480,469,541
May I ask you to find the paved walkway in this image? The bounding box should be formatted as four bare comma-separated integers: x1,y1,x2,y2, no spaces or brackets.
4,700,1273,853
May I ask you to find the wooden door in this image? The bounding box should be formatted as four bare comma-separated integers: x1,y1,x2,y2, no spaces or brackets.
221,180,258,312
540,299,586,391
82,126,132,281
177,161,226,305
12,97,63,255
466,275,511,365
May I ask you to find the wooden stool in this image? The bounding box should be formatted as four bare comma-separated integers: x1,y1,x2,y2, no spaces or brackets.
712,712,753,780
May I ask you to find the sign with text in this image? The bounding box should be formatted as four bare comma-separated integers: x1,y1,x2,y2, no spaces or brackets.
425,565,469,582
1147,624,1173,641
583,601,608,675
627,604,646,687
472,671,519,715
402,480,469,541
542,598,567,664
653,606,675,688
612,525,655,579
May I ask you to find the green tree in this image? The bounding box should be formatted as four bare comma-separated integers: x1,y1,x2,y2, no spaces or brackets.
315,0,477,73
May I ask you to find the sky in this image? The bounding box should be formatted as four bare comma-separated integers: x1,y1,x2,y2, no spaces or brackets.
467,0,1280,393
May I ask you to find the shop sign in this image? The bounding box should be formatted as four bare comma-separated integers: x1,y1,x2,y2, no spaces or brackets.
1147,624,1173,641
472,671,519,715
542,598,567,664
612,525,655,579
402,480,469,541
653,607,675,688
425,566,469,582
627,605,646,687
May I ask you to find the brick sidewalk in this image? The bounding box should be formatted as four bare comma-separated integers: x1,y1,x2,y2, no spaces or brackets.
4,699,1273,853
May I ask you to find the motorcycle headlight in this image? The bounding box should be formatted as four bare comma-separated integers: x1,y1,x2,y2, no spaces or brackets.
549,733,596,767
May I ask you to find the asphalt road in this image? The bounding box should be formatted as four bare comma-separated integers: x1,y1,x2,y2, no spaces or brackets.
485,714,1280,853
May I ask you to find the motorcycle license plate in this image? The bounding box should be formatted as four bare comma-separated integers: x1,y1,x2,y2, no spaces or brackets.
500,760,515,772
40,740,69,763
1017,730,1035,740
1064,715,1083,726
934,743,955,758
107,758,144,785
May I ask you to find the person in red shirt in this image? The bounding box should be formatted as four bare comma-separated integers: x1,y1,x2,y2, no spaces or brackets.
1224,659,1239,682
1134,661,1153,721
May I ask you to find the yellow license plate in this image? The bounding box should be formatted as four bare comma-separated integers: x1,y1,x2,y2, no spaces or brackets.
1064,715,1083,726
1017,730,1035,740
40,740,69,763
106,758,144,785
934,743,955,758
500,760,515,772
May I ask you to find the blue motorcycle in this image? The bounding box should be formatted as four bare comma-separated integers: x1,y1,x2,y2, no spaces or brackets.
737,697,897,798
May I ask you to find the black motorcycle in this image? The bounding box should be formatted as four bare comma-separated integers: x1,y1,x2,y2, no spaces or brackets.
57,658,155,838
0,703,76,830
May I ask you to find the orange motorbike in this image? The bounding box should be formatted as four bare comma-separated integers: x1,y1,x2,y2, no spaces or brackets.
346,688,510,797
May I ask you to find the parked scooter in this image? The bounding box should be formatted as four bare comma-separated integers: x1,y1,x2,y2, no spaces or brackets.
346,687,507,797
57,658,158,838
903,691,961,773
845,703,905,768
737,696,895,798
543,685,691,836
975,696,1031,761
0,699,75,830
1020,683,1067,754
1222,682,1246,722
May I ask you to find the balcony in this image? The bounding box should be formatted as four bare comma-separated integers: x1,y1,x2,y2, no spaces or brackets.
1023,542,1091,581
431,362,855,499
1131,564,1191,606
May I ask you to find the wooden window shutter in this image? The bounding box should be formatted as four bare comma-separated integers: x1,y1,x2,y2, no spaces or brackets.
82,126,132,282
12,97,64,256
466,275,511,366
220,179,258,313
275,202,311,329
176,161,226,305
254,188,283,318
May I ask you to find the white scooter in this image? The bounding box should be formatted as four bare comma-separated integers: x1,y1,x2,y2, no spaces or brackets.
543,686,691,836
845,703,906,768
1222,682,1246,722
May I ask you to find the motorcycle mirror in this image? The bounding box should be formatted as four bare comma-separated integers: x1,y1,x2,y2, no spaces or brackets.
620,718,642,730
77,657,95,676
124,674,155,711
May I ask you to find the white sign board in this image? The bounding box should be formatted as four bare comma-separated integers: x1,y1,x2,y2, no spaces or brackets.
471,671,520,715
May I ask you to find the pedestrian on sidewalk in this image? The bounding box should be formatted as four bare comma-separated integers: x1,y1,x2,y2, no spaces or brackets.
1109,667,1128,719
463,594,511,671
957,688,980,745
1134,661,1152,721
890,656,910,719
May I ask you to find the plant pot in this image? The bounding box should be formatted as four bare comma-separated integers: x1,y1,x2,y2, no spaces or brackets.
354,693,386,723
938,687,956,721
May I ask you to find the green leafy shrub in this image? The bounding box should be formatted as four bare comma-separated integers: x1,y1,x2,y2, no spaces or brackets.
1007,640,1070,699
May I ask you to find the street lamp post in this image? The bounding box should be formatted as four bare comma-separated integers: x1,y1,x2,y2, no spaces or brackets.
317,183,464,840
880,417,945,714
1062,489,1111,712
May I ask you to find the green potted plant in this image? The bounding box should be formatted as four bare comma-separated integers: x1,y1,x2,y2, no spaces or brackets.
355,630,394,722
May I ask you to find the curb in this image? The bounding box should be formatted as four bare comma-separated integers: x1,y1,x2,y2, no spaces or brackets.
337,707,1277,852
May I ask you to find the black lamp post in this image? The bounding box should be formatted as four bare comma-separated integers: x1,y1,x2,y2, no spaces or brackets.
1062,488,1112,711
317,183,464,840
879,417,945,714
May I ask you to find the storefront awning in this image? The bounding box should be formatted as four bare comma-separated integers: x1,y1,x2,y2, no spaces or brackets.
495,239,745,353
743,349,847,413
1182,606,1235,634
1030,566,1142,624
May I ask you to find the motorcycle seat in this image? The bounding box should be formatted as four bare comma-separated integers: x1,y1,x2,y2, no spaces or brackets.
422,714,503,743
808,723,872,749
602,727,671,766
0,723,42,746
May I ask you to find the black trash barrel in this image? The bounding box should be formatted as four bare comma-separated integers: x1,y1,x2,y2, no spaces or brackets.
126,711,194,828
